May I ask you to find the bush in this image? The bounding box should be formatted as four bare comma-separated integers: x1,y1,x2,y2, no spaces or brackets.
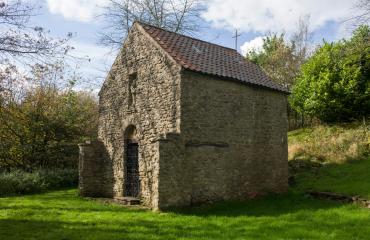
0,168,78,196
0,85,98,170
290,25,370,122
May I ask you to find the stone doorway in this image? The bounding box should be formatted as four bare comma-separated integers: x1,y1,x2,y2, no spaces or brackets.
123,125,140,198
124,140,139,197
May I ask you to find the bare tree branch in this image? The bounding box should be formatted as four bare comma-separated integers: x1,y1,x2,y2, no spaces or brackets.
97,0,204,49
0,1,72,64
345,0,370,27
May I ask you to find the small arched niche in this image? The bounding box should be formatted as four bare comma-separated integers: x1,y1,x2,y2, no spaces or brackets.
123,125,140,198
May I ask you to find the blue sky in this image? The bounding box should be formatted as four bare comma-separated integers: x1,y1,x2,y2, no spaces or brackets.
27,0,359,89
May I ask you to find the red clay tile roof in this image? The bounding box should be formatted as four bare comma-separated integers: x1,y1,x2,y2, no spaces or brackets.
138,22,288,93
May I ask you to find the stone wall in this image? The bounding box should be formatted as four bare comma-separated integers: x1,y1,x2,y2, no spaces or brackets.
79,141,113,197
89,22,288,209
97,23,182,209
157,133,190,208
157,71,288,207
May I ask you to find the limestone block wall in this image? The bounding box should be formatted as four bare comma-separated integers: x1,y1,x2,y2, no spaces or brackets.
86,22,288,209
157,133,190,208
176,71,288,204
97,23,182,209
79,141,113,197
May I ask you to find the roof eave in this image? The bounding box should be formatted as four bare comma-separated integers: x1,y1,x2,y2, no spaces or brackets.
181,68,290,95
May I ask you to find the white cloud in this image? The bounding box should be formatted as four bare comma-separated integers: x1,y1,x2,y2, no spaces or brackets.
240,36,265,56
46,0,107,22
202,0,355,34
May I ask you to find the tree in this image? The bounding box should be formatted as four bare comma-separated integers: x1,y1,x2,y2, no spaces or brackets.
0,62,98,170
246,16,312,89
247,34,297,88
0,1,95,171
351,0,370,26
290,25,370,122
0,0,72,64
98,0,203,48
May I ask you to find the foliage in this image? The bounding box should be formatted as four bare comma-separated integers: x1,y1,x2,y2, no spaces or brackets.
0,188,369,239
247,34,297,88
288,122,370,163
290,25,370,122
246,16,311,89
0,63,98,170
0,168,78,196
99,0,203,48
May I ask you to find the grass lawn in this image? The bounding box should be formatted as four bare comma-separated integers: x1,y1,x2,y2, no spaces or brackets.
1,188,370,240
293,158,370,199
0,124,369,239
288,123,370,198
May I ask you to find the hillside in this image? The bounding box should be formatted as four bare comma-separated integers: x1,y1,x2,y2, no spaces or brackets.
289,123,370,163
288,123,370,198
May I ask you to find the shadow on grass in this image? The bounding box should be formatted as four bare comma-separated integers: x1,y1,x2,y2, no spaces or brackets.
165,191,344,217
1,201,370,240
1,190,342,217
1,189,370,239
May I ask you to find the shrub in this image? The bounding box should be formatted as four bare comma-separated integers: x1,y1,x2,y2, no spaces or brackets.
0,86,98,171
290,25,370,122
0,168,78,196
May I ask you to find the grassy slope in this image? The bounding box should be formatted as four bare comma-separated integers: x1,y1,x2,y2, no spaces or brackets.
288,123,369,163
289,123,370,198
293,158,370,198
0,124,369,240
1,189,370,240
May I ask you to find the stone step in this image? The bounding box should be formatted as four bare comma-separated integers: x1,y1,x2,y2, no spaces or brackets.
114,197,141,205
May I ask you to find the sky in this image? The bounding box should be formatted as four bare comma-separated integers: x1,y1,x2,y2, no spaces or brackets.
26,0,360,89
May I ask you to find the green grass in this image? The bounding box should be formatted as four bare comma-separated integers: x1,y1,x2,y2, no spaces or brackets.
288,123,370,198
292,158,370,199
288,123,369,163
1,189,370,240
1,124,369,239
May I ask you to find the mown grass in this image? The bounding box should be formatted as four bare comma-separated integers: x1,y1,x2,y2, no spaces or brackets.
1,189,370,240
0,124,369,239
291,157,370,199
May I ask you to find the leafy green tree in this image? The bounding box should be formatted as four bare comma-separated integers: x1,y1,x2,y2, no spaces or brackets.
0,63,98,170
247,34,298,88
290,25,370,122
246,17,311,90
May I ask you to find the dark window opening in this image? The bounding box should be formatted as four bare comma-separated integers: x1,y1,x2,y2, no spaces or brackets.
124,139,139,197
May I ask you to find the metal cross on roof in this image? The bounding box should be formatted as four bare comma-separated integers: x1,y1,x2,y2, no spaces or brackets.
232,29,241,51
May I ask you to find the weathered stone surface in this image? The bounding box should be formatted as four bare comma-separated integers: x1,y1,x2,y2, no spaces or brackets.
157,71,288,208
95,23,181,209
79,140,113,197
79,22,288,210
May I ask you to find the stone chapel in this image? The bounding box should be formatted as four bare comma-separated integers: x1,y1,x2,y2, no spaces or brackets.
79,22,289,210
